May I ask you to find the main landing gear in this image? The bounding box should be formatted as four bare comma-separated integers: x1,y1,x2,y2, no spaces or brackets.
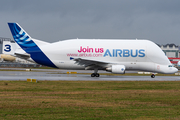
91,68,100,77
151,74,155,78
91,73,100,77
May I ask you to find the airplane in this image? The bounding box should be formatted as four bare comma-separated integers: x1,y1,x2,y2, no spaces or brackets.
7,23,178,78
0,54,16,62
2,40,35,63
168,57,180,66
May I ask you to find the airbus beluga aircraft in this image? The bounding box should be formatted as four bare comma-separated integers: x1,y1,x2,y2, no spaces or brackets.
7,23,178,78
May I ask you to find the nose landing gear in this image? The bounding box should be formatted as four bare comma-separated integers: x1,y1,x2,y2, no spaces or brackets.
151,74,155,78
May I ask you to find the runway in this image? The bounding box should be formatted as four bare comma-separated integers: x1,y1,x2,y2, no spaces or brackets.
0,68,179,81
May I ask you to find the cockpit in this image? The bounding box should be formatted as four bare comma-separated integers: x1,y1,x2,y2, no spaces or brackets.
168,65,173,67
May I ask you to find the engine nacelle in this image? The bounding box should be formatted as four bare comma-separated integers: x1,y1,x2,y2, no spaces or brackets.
106,65,125,74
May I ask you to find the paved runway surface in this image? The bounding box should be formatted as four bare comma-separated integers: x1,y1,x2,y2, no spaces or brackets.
0,69,179,81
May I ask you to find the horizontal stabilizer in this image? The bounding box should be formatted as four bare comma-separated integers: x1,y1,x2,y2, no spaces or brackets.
14,53,30,59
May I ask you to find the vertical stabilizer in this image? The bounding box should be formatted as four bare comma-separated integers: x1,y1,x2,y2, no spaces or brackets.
8,23,57,68
8,23,37,50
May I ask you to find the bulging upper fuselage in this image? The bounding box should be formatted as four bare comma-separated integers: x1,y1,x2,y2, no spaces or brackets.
37,39,178,74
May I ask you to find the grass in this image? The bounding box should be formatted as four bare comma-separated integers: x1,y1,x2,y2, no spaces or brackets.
0,81,180,119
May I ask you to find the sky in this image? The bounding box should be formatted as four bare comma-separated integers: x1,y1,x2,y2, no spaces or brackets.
0,0,180,45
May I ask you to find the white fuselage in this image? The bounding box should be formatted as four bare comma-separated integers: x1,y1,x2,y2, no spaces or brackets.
37,39,177,74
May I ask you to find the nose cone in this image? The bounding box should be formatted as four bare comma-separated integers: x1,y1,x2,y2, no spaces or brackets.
173,67,178,73
158,65,178,74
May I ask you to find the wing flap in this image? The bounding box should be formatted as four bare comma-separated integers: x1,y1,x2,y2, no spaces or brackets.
72,57,110,70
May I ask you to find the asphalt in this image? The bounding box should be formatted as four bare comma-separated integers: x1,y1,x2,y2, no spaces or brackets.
0,68,179,81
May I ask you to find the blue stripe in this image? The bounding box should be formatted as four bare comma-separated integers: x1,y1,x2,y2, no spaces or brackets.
8,23,57,68
25,47,57,68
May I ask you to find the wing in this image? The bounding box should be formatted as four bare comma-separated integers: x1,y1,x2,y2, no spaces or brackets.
70,57,110,70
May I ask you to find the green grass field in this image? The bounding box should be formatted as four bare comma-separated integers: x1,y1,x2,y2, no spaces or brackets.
0,81,180,120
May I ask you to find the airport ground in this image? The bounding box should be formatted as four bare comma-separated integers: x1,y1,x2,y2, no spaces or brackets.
0,68,180,81
0,81,180,119
0,68,180,119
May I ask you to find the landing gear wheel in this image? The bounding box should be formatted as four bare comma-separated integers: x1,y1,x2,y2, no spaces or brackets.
91,68,100,77
91,73,100,77
96,73,100,77
91,73,96,77
151,74,155,78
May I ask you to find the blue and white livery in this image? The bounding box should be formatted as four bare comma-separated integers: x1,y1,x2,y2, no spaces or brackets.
8,23,178,78
8,23,57,68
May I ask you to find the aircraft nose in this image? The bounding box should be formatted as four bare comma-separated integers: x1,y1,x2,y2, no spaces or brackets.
173,67,178,73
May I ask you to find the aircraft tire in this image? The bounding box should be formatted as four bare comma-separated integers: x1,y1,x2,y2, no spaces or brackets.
151,74,155,78
91,73,96,77
96,73,100,77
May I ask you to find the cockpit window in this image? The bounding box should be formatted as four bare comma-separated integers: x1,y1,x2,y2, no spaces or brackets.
168,65,173,67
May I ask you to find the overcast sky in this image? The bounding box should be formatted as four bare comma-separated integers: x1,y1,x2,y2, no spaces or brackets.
0,0,180,45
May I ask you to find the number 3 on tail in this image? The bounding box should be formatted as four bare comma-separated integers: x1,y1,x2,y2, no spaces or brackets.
4,45,11,52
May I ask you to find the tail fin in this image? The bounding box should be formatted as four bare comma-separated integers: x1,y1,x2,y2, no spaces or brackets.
7,23,57,68
8,23,37,50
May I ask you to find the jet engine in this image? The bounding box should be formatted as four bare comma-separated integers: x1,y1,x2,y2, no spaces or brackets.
106,65,125,74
